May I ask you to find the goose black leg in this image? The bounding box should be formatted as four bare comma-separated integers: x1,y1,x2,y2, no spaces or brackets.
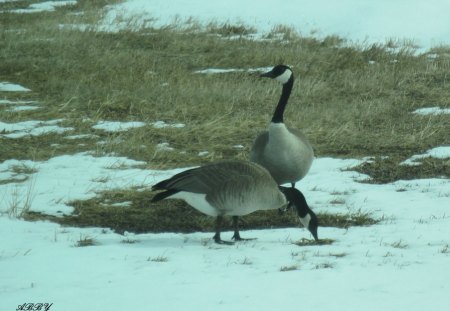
213,216,234,245
232,216,256,241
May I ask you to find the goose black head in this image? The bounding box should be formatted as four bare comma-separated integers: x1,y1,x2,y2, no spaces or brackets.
260,64,293,84
280,186,319,241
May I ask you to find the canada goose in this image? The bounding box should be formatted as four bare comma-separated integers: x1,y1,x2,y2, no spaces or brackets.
151,160,288,244
251,64,314,187
279,186,318,241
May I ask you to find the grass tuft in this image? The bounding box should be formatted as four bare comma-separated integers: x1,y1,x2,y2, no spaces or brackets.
294,238,335,247
280,265,299,272
389,240,409,249
75,235,96,247
148,255,169,262
440,244,449,254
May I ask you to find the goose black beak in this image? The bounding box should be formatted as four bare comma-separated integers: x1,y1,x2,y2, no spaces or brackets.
260,71,274,78
310,226,319,242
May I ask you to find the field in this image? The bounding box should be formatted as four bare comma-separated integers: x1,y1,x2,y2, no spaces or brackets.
1,0,449,233
1,1,450,310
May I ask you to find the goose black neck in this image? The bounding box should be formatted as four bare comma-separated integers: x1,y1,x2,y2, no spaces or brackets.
279,186,311,217
271,76,294,124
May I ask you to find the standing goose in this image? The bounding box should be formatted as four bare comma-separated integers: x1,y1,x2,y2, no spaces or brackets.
251,64,314,187
151,160,288,244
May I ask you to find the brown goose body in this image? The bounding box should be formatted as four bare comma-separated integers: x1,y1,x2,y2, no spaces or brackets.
251,65,314,187
251,124,313,185
151,160,287,244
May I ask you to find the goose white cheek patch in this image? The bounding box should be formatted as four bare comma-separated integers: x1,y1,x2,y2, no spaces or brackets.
298,213,311,228
275,69,292,84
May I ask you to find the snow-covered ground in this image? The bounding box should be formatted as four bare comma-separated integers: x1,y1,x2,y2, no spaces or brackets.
1,151,450,311
1,1,450,310
104,0,450,50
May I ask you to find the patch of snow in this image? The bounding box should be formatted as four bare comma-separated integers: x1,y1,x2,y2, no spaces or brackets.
0,153,152,216
7,105,40,112
92,121,146,132
426,53,440,59
0,99,37,105
104,0,450,50
6,1,77,13
156,142,174,151
413,107,450,115
424,146,450,159
65,134,100,140
152,120,185,129
4,126,73,138
401,146,450,165
198,151,209,156
0,82,30,92
0,159,36,183
195,68,245,74
194,66,273,75
0,120,73,138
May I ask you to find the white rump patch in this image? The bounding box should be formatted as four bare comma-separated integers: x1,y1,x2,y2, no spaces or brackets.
170,191,219,216
298,213,312,228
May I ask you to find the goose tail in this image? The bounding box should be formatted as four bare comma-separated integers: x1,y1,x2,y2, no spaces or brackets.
151,188,179,203
151,177,180,202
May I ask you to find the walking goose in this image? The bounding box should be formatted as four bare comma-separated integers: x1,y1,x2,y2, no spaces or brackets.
251,64,314,187
151,160,288,244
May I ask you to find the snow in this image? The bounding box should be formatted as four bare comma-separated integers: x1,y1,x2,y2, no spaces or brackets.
152,120,185,129
413,107,450,115
156,142,174,151
401,146,450,166
5,1,77,13
92,121,146,132
0,120,73,138
0,100,40,111
194,67,272,75
90,120,185,132
2,1,450,310
1,155,450,311
105,0,450,50
64,134,99,140
0,100,36,105
7,105,40,112
0,82,31,92
0,153,155,216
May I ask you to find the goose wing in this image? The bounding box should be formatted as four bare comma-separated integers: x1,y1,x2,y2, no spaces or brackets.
250,130,269,163
152,160,266,195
